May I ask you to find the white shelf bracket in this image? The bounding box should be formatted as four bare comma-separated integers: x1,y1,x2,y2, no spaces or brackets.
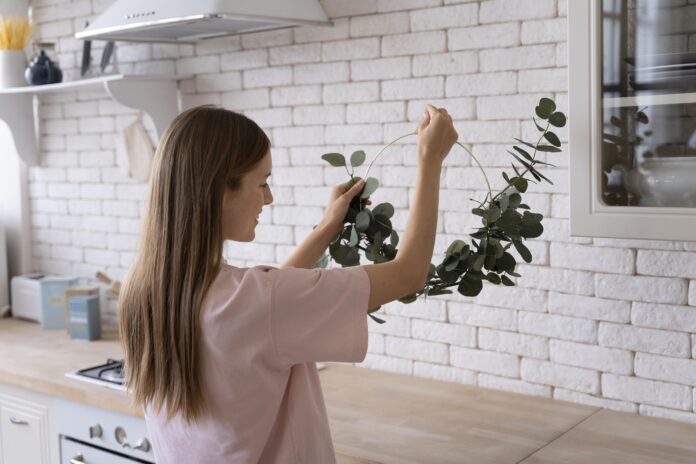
0,93,38,166
104,78,179,142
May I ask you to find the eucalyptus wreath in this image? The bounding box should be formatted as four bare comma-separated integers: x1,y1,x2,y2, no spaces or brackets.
315,97,566,324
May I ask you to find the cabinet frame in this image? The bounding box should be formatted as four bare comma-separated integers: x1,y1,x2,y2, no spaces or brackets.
568,0,696,242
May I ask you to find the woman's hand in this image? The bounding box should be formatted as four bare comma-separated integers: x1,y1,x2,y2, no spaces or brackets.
319,180,372,238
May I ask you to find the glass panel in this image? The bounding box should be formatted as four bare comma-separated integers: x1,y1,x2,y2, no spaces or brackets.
601,0,696,207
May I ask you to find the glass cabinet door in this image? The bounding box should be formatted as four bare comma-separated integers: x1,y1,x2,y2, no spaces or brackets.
569,0,696,241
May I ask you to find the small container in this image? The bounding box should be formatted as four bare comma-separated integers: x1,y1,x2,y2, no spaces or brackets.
68,295,101,341
40,276,79,329
63,286,100,334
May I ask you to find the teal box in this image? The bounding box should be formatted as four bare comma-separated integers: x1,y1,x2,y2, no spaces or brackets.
68,295,101,341
40,276,79,329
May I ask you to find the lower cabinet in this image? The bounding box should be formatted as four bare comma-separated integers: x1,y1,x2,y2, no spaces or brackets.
0,385,55,464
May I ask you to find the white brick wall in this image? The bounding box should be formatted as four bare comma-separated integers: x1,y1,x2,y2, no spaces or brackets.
24,0,696,426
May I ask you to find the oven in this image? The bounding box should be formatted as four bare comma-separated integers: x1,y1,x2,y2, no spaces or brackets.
59,360,155,463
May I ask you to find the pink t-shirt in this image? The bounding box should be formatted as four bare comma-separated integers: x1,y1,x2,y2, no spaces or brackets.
144,262,371,463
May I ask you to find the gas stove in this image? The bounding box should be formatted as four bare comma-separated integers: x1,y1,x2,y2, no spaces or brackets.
65,358,126,392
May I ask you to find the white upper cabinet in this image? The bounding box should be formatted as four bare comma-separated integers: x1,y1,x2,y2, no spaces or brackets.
569,0,696,241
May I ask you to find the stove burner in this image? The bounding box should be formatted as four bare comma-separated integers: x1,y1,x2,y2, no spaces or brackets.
74,358,124,386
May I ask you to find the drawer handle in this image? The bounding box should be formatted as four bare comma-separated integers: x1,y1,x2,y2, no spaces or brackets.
70,452,85,463
9,417,29,425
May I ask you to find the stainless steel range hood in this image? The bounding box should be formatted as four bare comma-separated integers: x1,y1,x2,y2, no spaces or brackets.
75,0,332,43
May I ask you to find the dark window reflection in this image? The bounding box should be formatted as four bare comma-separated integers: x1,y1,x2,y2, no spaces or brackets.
601,0,696,207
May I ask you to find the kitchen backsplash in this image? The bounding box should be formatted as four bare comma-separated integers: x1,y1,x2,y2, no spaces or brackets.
26,0,696,424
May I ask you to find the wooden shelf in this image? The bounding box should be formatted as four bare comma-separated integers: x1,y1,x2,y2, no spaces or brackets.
603,91,696,108
0,73,192,166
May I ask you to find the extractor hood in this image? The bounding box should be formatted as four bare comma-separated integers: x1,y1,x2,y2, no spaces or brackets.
75,0,332,43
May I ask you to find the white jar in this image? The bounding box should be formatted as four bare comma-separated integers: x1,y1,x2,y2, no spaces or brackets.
0,50,27,88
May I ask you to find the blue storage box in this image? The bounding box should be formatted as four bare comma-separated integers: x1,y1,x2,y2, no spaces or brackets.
40,276,79,329
68,295,101,341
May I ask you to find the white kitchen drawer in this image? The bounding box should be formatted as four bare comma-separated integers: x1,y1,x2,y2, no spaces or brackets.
0,394,51,464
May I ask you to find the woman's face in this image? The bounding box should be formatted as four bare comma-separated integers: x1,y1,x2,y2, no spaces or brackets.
222,150,273,242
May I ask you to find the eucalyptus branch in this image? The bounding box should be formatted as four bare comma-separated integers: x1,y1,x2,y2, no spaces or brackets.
317,97,566,324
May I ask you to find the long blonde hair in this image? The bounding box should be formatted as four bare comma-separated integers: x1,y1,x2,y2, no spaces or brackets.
119,106,270,423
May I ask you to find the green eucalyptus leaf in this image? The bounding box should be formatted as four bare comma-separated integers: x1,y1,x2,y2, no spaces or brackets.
350,150,366,167
368,313,387,323
321,152,346,167
426,288,453,296
501,275,515,286
398,293,418,304
544,131,561,147
499,195,509,211
444,254,460,271
520,221,543,239
513,240,532,262
636,111,649,124
355,210,372,232
390,230,399,247
533,117,546,132
537,98,556,119
375,214,392,236
513,146,534,162
372,203,394,218
511,177,528,193
427,263,437,279
536,144,562,153
548,112,566,127
446,239,468,257
314,254,329,268
361,177,379,199
486,273,501,284
458,274,483,297
348,225,359,247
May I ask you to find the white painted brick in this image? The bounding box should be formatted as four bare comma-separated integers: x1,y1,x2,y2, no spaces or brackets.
325,124,382,144
635,352,696,386
295,62,350,84
176,55,220,75
378,0,441,13
548,292,630,323
518,68,568,93
107,234,138,251
243,66,292,89
478,93,549,121
480,0,556,23
556,42,567,67
241,29,293,50
448,302,517,331
273,126,324,147
521,18,567,44
220,49,268,71
550,243,634,274
194,72,242,93
632,302,696,333
637,250,696,279
386,336,448,363
68,200,101,215
102,201,139,218
412,51,478,77
118,218,143,234
359,353,412,375
519,312,597,343
410,3,478,31
690,280,696,306
227,242,275,262
194,36,240,56
48,183,81,199
521,358,599,394
272,167,324,187
514,265,594,296
602,373,691,410
382,31,446,57
81,216,118,233
50,245,82,262
350,12,409,37
272,206,324,226
269,43,321,65
479,328,549,359
295,18,350,43
322,38,379,61
322,0,378,17
50,214,81,230
80,184,115,200
475,285,546,313
244,108,292,128
78,150,113,167
550,340,632,375
412,319,475,347
450,346,519,377
639,405,696,426
293,105,345,125
271,85,321,106
63,101,98,118
382,76,444,100
369,315,410,337
85,249,120,267
598,322,690,358
351,57,411,81
595,274,688,305
44,152,77,167
368,333,385,354
323,81,379,103
414,362,477,385
554,388,637,414
480,45,556,72
558,0,567,16
449,23,520,51
479,374,552,397
43,119,78,135
543,218,592,245
40,135,66,151
446,72,517,97
115,185,148,201
347,102,405,123
407,97,476,122
34,199,68,214
593,237,682,251
290,147,342,167
34,228,72,245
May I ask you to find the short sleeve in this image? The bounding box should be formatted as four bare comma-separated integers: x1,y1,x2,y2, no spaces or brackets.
267,265,371,368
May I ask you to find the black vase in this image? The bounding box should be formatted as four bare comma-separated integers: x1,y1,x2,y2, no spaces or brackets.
25,50,63,85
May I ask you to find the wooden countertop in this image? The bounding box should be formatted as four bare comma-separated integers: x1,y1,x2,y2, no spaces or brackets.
3,317,696,463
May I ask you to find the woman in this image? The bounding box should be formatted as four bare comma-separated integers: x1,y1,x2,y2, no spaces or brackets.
119,104,457,463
